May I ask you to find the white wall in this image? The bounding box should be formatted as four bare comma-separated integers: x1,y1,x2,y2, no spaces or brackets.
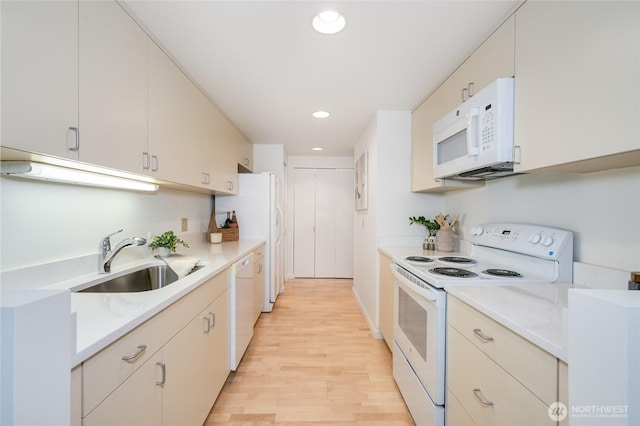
0,177,212,272
443,166,640,272
353,111,443,336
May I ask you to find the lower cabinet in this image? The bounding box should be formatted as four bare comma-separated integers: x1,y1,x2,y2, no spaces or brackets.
163,290,229,425
446,296,558,426
83,351,164,426
253,246,265,323
378,251,394,349
81,270,230,425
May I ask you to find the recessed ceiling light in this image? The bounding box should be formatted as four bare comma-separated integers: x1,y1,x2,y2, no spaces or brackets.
312,11,346,35
312,110,330,118
311,147,324,151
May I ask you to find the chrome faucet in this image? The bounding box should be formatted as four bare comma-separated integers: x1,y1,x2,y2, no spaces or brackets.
99,229,147,273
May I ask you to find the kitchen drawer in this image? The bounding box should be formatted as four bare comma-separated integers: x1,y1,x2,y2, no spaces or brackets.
161,270,230,339
447,296,556,405
82,308,168,417
446,388,477,426
447,325,554,426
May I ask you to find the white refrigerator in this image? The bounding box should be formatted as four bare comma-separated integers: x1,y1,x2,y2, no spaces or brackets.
216,172,284,312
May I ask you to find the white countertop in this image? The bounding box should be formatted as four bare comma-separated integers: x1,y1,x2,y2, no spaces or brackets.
2,239,264,367
445,284,571,362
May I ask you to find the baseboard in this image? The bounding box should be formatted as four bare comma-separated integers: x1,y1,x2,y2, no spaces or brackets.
351,287,383,340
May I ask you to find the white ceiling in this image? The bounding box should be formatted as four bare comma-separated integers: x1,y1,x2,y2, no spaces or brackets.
124,1,520,157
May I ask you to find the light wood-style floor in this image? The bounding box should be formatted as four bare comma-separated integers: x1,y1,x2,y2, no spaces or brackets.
205,278,414,425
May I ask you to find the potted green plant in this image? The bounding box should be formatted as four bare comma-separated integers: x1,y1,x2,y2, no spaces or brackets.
409,216,441,236
149,231,189,257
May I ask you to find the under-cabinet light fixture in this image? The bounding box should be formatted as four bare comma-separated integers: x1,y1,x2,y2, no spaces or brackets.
0,161,159,192
311,147,324,151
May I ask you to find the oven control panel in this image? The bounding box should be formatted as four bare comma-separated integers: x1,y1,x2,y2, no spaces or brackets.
470,223,573,259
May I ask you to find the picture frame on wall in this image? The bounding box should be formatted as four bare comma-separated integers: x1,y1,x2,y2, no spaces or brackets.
355,151,368,211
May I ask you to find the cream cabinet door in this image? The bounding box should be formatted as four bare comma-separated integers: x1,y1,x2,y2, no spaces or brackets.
411,15,514,192
203,290,230,407
162,308,209,426
514,1,640,173
83,350,163,426
378,252,394,349
79,0,147,173
254,254,265,323
1,0,79,159
211,109,243,194
447,326,554,426
147,41,190,184
163,289,230,425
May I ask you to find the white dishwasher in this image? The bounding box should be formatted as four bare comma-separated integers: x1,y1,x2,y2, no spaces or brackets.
230,253,254,370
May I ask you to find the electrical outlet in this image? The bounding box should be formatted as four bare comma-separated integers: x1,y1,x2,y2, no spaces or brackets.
181,218,188,232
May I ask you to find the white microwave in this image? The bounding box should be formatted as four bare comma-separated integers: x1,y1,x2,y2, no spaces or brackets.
433,78,515,180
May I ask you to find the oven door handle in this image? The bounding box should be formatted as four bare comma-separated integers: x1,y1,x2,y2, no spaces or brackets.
391,265,438,302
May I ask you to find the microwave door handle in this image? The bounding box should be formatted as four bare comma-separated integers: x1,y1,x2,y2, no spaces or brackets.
467,107,480,156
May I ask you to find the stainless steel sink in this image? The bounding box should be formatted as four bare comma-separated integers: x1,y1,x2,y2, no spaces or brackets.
78,264,204,293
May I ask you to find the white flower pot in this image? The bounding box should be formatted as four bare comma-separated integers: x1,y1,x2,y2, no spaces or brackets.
158,247,172,258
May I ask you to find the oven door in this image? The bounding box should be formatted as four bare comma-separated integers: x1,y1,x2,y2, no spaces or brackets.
392,264,446,405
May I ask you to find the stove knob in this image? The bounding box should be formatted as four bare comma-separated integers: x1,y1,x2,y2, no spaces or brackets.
471,226,484,236
541,236,554,247
528,233,542,244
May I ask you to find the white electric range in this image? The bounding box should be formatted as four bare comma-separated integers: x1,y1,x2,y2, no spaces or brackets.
390,223,573,426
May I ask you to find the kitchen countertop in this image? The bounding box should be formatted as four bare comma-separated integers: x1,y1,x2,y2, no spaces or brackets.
379,243,571,362
3,239,264,367
445,284,571,362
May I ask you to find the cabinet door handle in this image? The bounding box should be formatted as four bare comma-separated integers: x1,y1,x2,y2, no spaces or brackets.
122,344,147,361
68,127,80,152
156,361,166,385
151,155,159,172
461,87,468,102
142,152,150,170
227,181,233,191
473,328,494,342
203,316,211,333
473,388,494,406
258,264,263,274
209,312,216,328
467,82,475,98
243,158,250,166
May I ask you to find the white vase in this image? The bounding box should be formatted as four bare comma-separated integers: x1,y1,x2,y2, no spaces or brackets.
158,247,172,258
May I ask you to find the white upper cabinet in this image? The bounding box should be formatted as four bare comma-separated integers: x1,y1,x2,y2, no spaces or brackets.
411,15,515,193
514,1,640,173
1,0,79,159
78,0,148,173
147,41,191,184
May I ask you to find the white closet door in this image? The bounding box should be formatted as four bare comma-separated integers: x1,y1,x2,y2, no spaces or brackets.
314,169,337,278
293,169,316,277
335,169,354,278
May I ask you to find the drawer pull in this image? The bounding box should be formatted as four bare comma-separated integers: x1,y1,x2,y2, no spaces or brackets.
122,344,147,361
156,361,166,385
473,328,494,342
473,388,494,406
